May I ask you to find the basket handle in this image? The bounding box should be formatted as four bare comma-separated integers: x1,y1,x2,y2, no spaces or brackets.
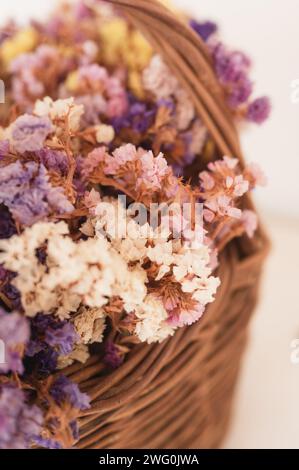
103,0,245,164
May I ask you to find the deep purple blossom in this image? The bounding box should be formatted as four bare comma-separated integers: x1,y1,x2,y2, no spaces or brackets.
0,384,43,449
0,206,16,239
190,19,217,42
103,341,123,369
26,314,77,373
11,114,52,154
247,96,271,124
112,94,157,134
50,375,90,411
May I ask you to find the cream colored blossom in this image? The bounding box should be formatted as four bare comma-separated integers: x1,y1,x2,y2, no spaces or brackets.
134,294,175,344
73,307,106,344
34,96,84,132
95,124,115,144
57,344,90,369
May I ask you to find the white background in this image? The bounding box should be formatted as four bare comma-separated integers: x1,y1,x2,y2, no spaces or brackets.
1,0,299,449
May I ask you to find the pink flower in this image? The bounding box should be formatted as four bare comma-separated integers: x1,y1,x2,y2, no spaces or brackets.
105,144,137,174
167,303,205,327
199,170,215,190
82,147,107,178
246,162,267,186
241,210,258,238
78,64,109,85
137,151,169,191
107,95,128,118
232,175,249,197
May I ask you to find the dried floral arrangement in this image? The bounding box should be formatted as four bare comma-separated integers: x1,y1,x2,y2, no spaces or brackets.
0,0,270,449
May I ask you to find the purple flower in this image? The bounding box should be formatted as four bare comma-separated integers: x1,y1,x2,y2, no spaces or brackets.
0,308,30,374
0,140,10,159
103,341,123,369
190,19,217,42
0,384,43,449
36,148,69,175
11,114,52,154
112,94,156,134
31,348,58,376
45,322,78,356
247,96,271,124
50,375,90,411
32,436,62,449
213,44,251,85
229,77,253,108
0,161,73,226
0,206,16,239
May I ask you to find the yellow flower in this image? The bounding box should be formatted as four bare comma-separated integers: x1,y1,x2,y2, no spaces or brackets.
128,70,145,100
0,28,38,67
99,18,153,70
99,18,128,65
65,71,79,92
124,31,152,71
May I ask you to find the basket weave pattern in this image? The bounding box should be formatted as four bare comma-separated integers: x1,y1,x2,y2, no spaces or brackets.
63,0,270,449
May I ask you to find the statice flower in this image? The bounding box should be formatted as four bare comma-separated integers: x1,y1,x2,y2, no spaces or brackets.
50,375,90,410
10,45,61,108
34,97,84,132
103,340,124,369
10,114,52,154
0,205,16,239
112,94,157,134
0,140,10,159
190,19,218,42
0,384,43,449
0,161,73,226
247,96,271,124
36,148,69,175
0,308,30,374
45,322,78,356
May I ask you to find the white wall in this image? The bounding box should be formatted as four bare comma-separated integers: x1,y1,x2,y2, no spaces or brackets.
1,0,299,217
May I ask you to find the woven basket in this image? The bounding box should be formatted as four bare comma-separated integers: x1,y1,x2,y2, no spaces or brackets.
63,0,270,449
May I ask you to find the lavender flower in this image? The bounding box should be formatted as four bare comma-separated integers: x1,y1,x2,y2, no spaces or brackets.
45,322,78,356
0,308,30,374
32,436,62,449
36,148,69,175
50,375,90,411
0,161,73,226
247,96,271,124
190,20,217,42
0,384,43,449
11,114,52,154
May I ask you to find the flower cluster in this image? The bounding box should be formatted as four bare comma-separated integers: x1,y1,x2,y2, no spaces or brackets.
0,0,268,449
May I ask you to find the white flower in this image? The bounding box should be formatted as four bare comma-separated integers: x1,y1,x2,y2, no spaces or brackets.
95,124,115,144
134,294,175,343
34,96,84,132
